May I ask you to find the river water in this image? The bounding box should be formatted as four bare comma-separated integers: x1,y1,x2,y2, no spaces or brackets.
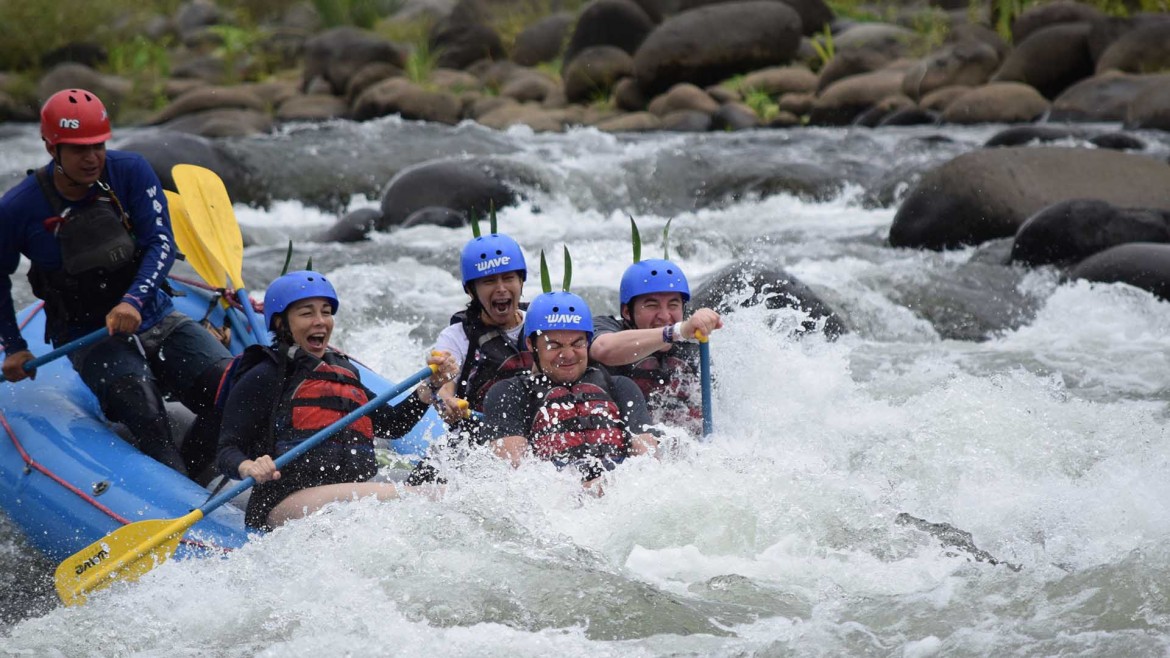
2,119,1170,655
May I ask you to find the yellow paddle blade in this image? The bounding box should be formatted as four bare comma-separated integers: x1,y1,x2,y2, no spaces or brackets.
171,164,246,289
166,190,226,289
54,509,204,606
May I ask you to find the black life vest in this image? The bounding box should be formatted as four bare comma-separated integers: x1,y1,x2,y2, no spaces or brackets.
527,367,629,464
450,306,528,411
26,167,141,341
609,343,702,434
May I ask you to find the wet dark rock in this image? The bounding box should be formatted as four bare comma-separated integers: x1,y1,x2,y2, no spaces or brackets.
1010,199,1170,266
303,27,405,95
660,109,713,131
39,42,107,70
564,0,656,66
118,130,263,206
1050,72,1165,122
678,0,832,35
939,82,1049,124
634,1,802,97
690,260,847,338
378,158,541,230
512,13,574,66
564,46,636,104
430,23,506,70
877,107,938,126
889,147,1170,250
401,206,469,228
991,22,1093,100
1009,0,1103,44
1087,132,1145,151
1068,242,1170,301
711,102,761,130
312,207,382,243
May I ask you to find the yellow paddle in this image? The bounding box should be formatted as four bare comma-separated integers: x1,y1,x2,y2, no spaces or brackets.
166,189,257,346
170,164,269,345
54,363,439,606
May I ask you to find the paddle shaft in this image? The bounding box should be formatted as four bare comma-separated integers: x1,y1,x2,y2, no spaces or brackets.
22,328,108,372
199,364,437,514
235,286,270,345
697,332,713,438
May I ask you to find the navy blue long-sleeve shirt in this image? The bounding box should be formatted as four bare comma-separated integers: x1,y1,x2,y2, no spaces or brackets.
0,151,175,354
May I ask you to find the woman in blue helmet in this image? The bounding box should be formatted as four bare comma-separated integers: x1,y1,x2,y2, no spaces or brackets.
405,231,531,485
481,291,658,486
589,258,723,435
215,270,457,530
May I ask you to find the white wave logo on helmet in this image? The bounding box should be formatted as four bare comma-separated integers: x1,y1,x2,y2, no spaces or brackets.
545,313,582,324
475,256,510,271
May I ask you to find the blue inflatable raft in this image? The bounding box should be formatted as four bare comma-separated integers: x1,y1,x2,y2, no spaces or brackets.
0,278,438,563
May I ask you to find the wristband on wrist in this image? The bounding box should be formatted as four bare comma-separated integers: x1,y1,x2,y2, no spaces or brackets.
673,321,685,342
661,323,674,344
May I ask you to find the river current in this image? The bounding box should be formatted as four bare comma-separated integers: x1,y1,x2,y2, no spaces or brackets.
2,119,1170,656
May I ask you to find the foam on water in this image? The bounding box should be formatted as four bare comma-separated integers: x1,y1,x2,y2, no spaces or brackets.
5,125,1170,654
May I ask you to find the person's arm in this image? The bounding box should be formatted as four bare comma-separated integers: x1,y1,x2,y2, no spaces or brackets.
611,376,658,457
589,309,724,367
113,154,176,315
0,204,34,381
369,350,460,436
481,378,532,467
216,362,281,481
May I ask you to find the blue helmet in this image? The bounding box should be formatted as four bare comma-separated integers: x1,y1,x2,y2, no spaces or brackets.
619,258,690,305
460,233,527,289
263,270,339,330
524,291,594,342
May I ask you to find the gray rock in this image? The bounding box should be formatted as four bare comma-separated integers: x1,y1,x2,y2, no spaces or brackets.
512,13,574,66
303,27,405,95
564,0,656,66
1068,242,1170,301
889,147,1170,250
992,22,1093,99
378,158,540,230
1010,199,1170,266
690,260,846,339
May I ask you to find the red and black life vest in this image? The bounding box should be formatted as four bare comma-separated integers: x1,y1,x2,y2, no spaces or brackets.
26,167,142,341
614,346,703,433
527,367,629,463
450,307,528,411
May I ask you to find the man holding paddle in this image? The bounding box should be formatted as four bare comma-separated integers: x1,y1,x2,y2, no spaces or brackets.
0,88,231,475
589,256,722,437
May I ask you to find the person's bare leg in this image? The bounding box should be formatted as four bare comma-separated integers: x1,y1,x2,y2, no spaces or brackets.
266,481,401,527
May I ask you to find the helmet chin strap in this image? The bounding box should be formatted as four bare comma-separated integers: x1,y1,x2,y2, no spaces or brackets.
52,147,92,192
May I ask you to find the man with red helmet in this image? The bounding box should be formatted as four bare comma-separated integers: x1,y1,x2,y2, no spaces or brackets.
0,88,231,475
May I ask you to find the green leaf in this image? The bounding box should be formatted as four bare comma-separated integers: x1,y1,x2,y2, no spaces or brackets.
305,256,313,271
281,240,294,276
539,249,552,293
663,217,674,261
470,209,482,238
489,200,498,235
562,246,572,291
630,216,641,264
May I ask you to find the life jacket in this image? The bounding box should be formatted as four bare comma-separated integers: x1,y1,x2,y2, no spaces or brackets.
527,367,629,463
450,305,528,411
623,348,703,433
26,167,141,342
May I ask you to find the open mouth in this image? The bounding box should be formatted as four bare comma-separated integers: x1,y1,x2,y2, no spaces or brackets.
490,297,512,314
306,332,327,350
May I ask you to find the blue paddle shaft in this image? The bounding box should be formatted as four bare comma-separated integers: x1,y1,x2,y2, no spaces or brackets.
235,287,270,346
199,364,436,515
699,339,713,437
23,328,108,372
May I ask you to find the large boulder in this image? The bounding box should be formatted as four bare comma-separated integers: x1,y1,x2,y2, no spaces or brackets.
350,77,462,124
1096,20,1170,75
888,147,1170,250
1009,0,1104,44
940,82,1049,124
809,67,907,126
512,12,574,66
1050,71,1165,122
739,65,817,96
377,158,541,230
901,39,1000,101
991,22,1094,99
633,1,802,97
36,63,130,108
1068,243,1170,301
690,260,847,339
563,0,656,66
116,130,260,205
564,46,636,104
1125,81,1170,132
1009,199,1170,266
429,22,505,70
312,207,382,243
157,108,274,137
302,28,405,95
678,0,832,35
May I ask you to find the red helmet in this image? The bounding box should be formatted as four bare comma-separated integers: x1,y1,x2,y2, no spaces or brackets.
40,88,112,147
